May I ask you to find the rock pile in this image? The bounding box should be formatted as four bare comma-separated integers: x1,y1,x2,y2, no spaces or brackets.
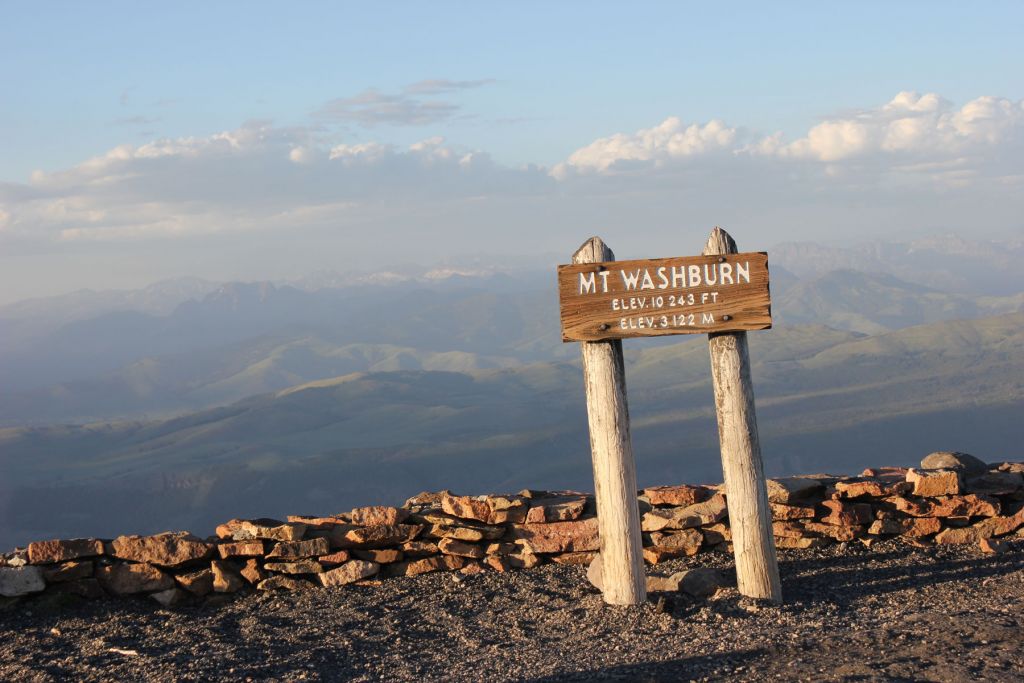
2,452,1022,605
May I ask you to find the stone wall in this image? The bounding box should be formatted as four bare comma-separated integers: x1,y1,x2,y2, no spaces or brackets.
2,452,1022,605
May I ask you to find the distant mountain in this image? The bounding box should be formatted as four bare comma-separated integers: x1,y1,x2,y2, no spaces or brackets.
0,279,565,393
1,314,1020,549
0,277,220,353
775,270,1023,334
771,235,1024,296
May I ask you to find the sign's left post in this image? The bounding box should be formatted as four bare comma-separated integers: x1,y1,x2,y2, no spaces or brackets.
571,237,647,606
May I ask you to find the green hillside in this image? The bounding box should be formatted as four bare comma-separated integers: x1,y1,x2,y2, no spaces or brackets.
1,313,1022,548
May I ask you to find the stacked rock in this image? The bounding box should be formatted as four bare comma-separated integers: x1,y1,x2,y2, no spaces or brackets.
1,452,1021,604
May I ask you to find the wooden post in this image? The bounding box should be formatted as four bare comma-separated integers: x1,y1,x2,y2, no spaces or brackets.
703,227,782,603
574,237,647,606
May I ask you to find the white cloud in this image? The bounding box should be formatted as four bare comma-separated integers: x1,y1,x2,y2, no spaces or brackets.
0,91,1020,259
552,117,737,178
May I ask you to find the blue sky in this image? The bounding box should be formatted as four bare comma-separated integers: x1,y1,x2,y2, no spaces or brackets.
1,1,1023,302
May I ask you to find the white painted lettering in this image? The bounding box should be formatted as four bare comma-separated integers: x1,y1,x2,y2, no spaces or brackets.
703,264,718,286
621,269,641,291
720,263,734,284
640,270,656,290
671,266,686,288
598,270,610,292
657,266,669,289
688,265,701,287
579,272,596,294
702,312,715,324
737,261,750,284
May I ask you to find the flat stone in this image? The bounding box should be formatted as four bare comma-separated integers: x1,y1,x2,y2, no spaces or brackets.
677,568,730,599
176,568,214,596
287,514,350,527
426,523,506,542
240,559,266,585
318,560,379,585
964,471,1023,496
641,494,728,531
802,521,861,542
27,539,104,565
820,500,873,526
867,518,941,537
646,574,683,592
935,508,1024,544
774,536,827,549
151,587,187,607
41,561,93,583
549,551,598,566
215,518,307,542
643,485,710,507
385,555,461,577
217,541,264,559
97,563,174,595
460,562,488,576
349,506,409,526
441,493,528,525
643,546,689,564
400,541,439,557
648,528,703,556
524,496,587,523
766,477,824,504
353,549,404,563
0,566,46,597
888,494,1001,518
317,551,351,566
403,490,451,508
257,575,312,591
771,521,807,539
211,560,245,593
438,538,485,559
263,559,323,574
701,523,732,545
344,524,423,548
510,517,600,553
906,469,961,497
266,537,330,559
111,532,213,568
834,479,912,499
770,503,817,520
920,451,988,476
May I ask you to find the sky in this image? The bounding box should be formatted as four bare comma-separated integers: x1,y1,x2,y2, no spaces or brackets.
1,1,1023,304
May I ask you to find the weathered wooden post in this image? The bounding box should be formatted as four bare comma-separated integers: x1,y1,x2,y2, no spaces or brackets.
703,227,782,603
557,228,779,606
573,237,647,605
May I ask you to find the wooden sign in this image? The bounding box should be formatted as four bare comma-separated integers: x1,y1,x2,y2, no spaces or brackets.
558,252,771,342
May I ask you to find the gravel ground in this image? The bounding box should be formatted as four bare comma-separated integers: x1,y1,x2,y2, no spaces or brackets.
1,538,1022,682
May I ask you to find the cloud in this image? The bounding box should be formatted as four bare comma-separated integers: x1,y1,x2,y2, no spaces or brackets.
1,121,551,243
313,79,493,127
1,91,1019,262
552,118,738,178
403,79,495,95
555,92,1024,189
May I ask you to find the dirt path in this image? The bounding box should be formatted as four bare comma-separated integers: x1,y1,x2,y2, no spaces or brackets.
2,539,1022,682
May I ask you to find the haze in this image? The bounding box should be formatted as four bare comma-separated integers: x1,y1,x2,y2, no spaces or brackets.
2,2,1023,304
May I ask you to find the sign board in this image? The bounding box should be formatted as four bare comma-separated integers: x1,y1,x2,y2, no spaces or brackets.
558,252,771,342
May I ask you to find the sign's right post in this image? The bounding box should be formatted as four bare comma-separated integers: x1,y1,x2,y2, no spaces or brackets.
702,226,782,603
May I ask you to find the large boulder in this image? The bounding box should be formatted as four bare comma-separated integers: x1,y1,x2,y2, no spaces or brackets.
920,451,988,477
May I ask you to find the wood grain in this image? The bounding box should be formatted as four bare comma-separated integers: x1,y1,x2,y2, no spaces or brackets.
704,227,782,603
558,252,771,342
574,237,647,606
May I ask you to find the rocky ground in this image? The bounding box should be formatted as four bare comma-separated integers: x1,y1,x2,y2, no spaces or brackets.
1,538,1021,682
